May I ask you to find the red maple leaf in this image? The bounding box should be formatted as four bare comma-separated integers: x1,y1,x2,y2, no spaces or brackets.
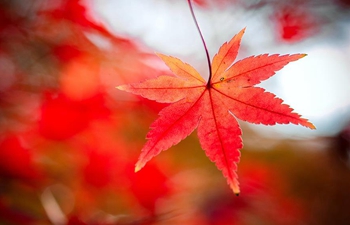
117,28,315,194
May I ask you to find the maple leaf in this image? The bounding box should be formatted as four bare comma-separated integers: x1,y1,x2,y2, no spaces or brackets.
117,28,315,195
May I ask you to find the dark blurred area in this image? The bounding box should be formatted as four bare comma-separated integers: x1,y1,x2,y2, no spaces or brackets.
0,0,350,224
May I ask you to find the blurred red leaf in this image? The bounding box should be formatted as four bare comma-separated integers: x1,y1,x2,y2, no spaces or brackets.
128,163,169,212
193,0,209,7
66,215,87,225
38,91,110,140
274,6,319,42
83,150,114,189
191,0,231,8
52,44,83,62
0,134,40,181
41,0,111,36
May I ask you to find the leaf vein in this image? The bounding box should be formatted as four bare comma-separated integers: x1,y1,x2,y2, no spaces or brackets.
208,89,234,181
212,55,292,85
143,90,206,159
213,87,298,120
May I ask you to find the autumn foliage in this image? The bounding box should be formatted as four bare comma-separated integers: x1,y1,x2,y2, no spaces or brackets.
118,28,314,194
0,1,350,225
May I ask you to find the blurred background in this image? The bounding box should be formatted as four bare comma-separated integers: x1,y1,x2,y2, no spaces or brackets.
1,0,350,224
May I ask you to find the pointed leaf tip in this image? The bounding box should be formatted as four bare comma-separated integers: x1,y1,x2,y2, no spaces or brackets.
116,85,126,91
302,119,316,130
230,181,240,195
308,122,316,130
155,52,164,58
134,161,144,173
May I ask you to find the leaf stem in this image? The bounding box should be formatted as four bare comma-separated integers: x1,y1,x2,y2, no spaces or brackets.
187,0,212,86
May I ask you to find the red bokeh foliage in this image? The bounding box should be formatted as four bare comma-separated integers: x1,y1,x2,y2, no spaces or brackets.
39,91,110,141
196,161,307,225
128,163,170,213
0,134,40,182
52,44,83,63
40,0,112,36
83,149,116,189
273,6,319,42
